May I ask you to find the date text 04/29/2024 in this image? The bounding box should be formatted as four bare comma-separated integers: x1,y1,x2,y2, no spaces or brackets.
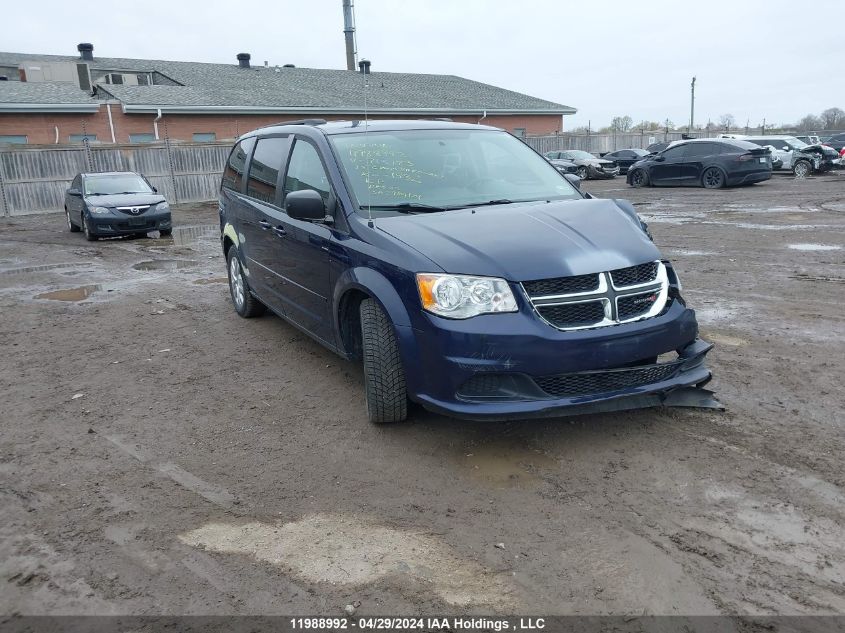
289,617,546,631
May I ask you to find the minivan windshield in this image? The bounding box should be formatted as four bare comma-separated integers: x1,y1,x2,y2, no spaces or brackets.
84,174,153,196
329,129,581,215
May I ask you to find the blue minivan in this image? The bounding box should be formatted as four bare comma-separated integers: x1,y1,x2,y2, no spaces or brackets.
219,120,711,423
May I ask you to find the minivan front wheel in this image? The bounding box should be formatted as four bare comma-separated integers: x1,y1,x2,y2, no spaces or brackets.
226,247,265,318
360,298,408,424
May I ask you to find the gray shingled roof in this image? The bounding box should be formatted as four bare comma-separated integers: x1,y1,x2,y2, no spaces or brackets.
0,50,575,115
0,81,99,111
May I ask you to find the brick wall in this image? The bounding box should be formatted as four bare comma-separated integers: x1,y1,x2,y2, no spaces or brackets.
1,107,564,145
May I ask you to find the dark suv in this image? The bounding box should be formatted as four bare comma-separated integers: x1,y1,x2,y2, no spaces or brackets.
219,120,711,423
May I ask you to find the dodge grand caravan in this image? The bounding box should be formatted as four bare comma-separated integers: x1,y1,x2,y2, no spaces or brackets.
219,120,712,423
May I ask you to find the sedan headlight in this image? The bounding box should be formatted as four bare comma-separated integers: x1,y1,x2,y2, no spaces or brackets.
89,206,110,214
156,201,170,211
416,273,518,318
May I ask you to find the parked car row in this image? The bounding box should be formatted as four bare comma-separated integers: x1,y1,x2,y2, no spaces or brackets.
544,150,620,180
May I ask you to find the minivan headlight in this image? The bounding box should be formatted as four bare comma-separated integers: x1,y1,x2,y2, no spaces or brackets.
416,273,518,318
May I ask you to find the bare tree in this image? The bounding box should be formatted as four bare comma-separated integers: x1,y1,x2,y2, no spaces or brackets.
718,113,735,131
819,107,845,130
610,116,633,132
795,114,823,132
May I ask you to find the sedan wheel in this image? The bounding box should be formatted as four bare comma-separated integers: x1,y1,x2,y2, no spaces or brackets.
630,169,648,188
83,214,97,241
793,160,811,178
577,166,589,180
702,167,725,189
66,208,80,232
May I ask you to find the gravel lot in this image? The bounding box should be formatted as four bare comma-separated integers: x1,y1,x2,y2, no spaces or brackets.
1,172,844,617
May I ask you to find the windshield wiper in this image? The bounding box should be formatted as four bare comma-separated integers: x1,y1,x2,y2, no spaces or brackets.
361,202,448,213
452,199,515,209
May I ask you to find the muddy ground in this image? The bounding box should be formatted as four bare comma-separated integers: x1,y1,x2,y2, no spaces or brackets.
1,172,844,618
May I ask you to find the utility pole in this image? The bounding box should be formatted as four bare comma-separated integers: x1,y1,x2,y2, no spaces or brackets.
689,76,696,134
342,0,356,71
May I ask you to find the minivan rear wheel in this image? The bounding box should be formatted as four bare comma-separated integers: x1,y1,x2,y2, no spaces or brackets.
226,247,265,318
360,298,408,424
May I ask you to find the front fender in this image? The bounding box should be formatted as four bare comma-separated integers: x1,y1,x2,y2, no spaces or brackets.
333,266,425,396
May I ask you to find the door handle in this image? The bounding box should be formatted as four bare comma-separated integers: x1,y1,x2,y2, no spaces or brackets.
259,220,271,230
273,226,287,237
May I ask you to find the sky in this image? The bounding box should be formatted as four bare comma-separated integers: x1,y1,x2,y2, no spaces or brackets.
3,0,843,130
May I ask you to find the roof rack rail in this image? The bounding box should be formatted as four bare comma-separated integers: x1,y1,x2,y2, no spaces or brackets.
279,118,328,126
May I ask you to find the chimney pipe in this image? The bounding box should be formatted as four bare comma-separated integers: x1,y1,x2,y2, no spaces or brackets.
358,59,371,75
236,53,251,69
77,43,94,61
342,0,356,71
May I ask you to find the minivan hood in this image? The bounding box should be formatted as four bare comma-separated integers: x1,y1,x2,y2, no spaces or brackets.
375,199,660,281
83,193,165,207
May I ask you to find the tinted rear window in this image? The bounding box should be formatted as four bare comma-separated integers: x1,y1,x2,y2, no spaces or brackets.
222,137,256,192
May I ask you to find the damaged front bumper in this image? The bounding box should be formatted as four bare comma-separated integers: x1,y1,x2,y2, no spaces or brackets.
415,338,716,421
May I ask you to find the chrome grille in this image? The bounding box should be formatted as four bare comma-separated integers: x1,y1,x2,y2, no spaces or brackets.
522,261,668,331
610,262,658,287
536,300,606,329
522,273,599,296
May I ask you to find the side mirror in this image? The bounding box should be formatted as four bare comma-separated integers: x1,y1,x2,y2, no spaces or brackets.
151,186,158,193
654,156,666,162
584,192,595,199
68,188,82,196
564,173,581,189
285,189,326,221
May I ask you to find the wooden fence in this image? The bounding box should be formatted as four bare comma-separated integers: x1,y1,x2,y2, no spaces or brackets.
0,141,230,216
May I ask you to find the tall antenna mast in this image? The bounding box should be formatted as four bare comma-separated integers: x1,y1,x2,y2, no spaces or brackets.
359,59,373,226
343,0,357,71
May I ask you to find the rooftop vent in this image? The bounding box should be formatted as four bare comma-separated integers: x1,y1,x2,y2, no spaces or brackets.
237,53,251,69
77,43,94,61
358,59,371,74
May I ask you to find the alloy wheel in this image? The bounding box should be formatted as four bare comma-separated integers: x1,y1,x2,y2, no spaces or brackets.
702,167,724,189
229,255,245,310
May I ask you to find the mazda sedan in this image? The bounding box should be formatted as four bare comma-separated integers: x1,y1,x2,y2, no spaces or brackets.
64,172,172,240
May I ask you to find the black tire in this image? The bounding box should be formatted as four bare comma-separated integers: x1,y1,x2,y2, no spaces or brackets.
226,247,265,318
793,160,811,178
160,229,172,237
82,214,97,241
360,298,408,424
629,169,649,188
576,165,589,180
66,208,80,232
701,166,726,189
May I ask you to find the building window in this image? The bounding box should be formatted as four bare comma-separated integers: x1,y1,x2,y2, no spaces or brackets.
512,128,527,138
129,133,156,144
69,134,97,143
193,132,217,142
0,135,27,144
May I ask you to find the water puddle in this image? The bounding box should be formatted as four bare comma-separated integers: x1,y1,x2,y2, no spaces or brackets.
179,514,515,608
35,285,102,302
170,225,218,246
192,277,228,285
461,442,558,489
132,259,198,271
787,244,842,252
